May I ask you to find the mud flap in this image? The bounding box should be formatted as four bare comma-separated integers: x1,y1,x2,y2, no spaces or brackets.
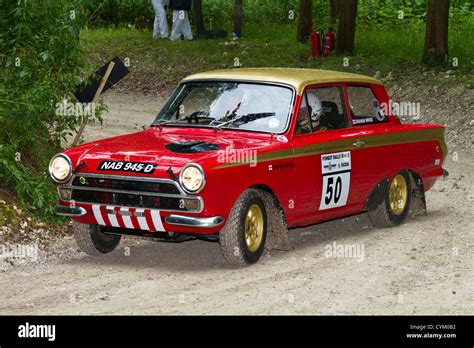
365,178,389,211
408,174,427,218
261,191,291,251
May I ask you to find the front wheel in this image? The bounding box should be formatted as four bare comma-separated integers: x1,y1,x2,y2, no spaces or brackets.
368,171,412,227
219,189,268,267
73,222,121,255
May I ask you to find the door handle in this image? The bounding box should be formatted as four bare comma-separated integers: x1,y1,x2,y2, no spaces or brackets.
352,139,365,148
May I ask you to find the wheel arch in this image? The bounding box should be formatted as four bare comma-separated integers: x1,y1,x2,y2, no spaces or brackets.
365,169,426,217
247,184,291,251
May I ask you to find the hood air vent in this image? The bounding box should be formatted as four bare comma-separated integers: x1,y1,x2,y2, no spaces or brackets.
165,141,221,154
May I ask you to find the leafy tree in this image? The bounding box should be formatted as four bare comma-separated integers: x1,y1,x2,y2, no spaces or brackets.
0,0,98,216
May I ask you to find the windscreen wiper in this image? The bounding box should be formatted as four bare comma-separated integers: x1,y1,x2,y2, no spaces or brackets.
214,112,276,130
153,119,176,129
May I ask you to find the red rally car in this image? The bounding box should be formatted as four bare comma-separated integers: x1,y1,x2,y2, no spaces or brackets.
49,68,448,266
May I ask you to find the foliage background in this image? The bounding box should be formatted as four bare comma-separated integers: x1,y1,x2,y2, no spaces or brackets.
83,0,473,74
0,0,472,221
84,0,473,29
0,0,99,218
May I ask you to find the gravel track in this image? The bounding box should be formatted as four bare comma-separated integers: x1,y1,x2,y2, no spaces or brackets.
1,89,472,315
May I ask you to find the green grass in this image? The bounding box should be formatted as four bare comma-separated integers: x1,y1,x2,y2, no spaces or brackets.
80,20,474,90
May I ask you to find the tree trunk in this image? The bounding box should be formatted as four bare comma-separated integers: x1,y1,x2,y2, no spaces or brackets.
423,0,450,65
193,0,206,35
336,0,358,53
329,0,341,29
234,0,244,38
297,0,313,43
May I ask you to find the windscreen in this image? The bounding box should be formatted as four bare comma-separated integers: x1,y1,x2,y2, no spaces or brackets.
153,82,294,134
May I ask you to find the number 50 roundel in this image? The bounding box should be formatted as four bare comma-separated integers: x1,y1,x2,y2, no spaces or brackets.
319,151,351,210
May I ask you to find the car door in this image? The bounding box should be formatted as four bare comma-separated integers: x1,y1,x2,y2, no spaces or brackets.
344,83,392,206
290,84,364,226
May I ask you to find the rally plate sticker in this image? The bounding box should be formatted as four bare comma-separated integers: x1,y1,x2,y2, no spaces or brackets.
97,161,157,174
319,151,351,210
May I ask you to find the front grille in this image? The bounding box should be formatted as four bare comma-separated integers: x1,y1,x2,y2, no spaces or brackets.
71,190,189,211
64,174,201,212
72,176,180,194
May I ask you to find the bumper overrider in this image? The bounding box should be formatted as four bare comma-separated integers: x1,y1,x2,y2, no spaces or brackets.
164,215,224,228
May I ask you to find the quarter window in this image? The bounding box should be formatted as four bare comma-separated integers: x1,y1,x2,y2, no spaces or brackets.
347,85,387,125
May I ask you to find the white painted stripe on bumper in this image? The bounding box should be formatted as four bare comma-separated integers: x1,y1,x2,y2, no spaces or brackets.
151,210,165,232
120,207,134,229
92,205,105,225
106,205,120,227
135,208,149,231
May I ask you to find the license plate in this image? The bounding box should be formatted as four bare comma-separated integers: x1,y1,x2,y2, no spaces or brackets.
97,161,157,174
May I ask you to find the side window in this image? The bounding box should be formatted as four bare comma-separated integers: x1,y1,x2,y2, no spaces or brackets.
296,85,348,135
295,94,312,135
347,85,386,126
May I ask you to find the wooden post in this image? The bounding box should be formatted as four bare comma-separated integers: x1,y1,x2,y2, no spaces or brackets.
329,0,341,28
71,61,115,147
336,0,358,53
297,0,313,43
193,0,206,35
234,0,244,38
423,0,450,65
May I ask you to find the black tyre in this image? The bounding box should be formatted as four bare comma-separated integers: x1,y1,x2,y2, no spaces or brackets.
368,171,412,227
219,189,268,266
73,222,121,255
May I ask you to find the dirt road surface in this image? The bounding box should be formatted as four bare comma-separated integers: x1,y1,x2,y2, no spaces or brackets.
1,91,472,315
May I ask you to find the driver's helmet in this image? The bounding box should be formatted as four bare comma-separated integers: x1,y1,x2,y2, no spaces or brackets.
307,92,323,121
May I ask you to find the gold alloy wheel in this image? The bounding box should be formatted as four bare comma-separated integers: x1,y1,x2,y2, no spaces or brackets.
244,204,264,252
389,174,408,216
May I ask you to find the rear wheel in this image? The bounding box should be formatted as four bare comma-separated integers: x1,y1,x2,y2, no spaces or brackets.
219,189,268,266
73,222,121,255
368,171,412,227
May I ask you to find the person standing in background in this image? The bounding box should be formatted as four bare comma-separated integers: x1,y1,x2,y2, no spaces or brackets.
152,0,169,39
169,0,193,41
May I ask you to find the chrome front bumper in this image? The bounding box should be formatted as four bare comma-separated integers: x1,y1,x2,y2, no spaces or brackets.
54,205,224,229
164,215,224,228
54,205,86,217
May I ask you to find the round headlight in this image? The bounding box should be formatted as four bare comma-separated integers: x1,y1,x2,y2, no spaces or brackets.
49,154,72,183
179,164,205,193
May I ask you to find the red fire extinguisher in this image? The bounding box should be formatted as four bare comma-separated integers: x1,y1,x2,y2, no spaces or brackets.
323,28,335,56
310,30,322,58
